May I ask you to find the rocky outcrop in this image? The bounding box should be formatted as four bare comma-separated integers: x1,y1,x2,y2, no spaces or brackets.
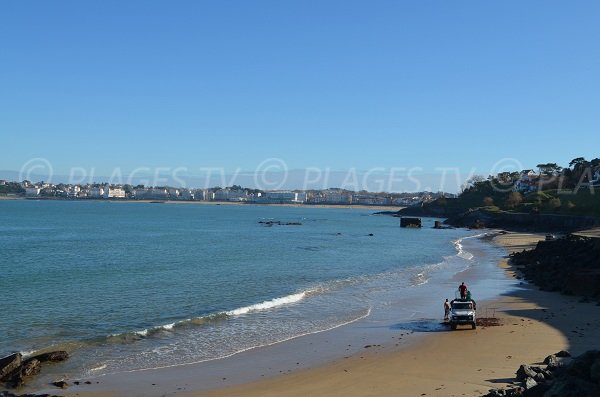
482,350,600,397
30,352,68,363
1,351,69,389
445,209,600,232
509,235,600,299
0,354,21,382
400,217,422,228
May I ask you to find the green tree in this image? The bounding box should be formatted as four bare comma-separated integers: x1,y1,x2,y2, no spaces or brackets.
536,163,562,176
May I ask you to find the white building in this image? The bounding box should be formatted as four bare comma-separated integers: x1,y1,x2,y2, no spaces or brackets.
258,191,306,204
25,187,41,197
214,189,248,202
512,170,538,193
104,187,126,199
88,187,105,198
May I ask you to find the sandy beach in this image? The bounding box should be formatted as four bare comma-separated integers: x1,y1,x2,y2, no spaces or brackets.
55,231,600,397
189,233,600,397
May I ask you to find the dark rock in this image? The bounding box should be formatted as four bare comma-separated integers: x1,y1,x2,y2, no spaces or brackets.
543,354,557,365
543,375,600,397
544,354,561,370
504,386,524,396
523,382,550,397
516,364,538,381
556,350,572,358
6,358,42,387
21,359,41,378
533,372,546,383
523,376,537,390
590,358,600,385
32,351,69,363
0,353,22,381
567,350,600,382
400,217,422,228
541,369,555,380
52,380,69,389
530,366,543,373
508,236,600,299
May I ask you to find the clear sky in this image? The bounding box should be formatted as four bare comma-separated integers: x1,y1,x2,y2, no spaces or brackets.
1,1,599,191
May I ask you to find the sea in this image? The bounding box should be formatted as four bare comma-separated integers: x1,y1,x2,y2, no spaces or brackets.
0,200,514,387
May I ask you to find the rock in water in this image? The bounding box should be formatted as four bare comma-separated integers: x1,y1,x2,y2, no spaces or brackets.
33,351,69,363
0,353,22,381
6,358,42,388
52,379,69,388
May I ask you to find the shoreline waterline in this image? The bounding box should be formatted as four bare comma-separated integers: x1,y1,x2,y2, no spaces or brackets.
60,229,599,397
26,231,519,397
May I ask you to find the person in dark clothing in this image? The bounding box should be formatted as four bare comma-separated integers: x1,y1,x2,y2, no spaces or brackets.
459,282,468,300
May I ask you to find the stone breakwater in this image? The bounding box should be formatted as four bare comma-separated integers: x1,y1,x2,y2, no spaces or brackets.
509,235,600,300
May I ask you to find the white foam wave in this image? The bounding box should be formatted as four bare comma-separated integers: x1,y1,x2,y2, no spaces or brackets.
226,292,306,316
453,237,474,261
134,329,148,337
20,350,37,358
161,322,176,330
90,364,107,371
109,307,373,375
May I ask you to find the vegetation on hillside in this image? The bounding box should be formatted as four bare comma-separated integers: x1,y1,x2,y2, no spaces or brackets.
416,156,600,217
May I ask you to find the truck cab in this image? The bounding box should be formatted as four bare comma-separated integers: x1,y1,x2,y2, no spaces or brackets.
449,300,476,330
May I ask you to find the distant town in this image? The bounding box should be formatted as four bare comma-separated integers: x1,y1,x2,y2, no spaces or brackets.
0,180,456,207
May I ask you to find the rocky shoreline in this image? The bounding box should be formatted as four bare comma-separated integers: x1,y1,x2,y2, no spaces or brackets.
509,235,600,301
482,350,600,396
1,352,69,396
386,207,600,233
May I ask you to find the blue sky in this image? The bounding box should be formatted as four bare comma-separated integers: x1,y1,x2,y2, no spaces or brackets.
1,1,599,191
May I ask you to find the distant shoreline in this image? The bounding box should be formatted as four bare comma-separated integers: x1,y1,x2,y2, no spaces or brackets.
0,195,404,211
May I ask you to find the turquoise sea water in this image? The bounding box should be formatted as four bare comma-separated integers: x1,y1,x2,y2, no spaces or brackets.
0,200,506,383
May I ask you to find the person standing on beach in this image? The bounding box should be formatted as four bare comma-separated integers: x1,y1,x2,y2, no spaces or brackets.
459,282,467,300
444,299,451,320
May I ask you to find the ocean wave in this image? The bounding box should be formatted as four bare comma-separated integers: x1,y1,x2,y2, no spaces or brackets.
453,237,475,261
226,292,306,316
99,290,315,345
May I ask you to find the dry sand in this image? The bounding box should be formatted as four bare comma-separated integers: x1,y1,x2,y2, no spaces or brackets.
62,232,600,397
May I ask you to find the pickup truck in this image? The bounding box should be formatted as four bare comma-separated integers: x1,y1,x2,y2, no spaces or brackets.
449,300,476,330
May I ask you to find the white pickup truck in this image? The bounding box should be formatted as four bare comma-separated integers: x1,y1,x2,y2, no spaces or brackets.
449,300,476,330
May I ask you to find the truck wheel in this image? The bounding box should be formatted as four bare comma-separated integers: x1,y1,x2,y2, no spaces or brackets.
451,324,457,330
471,323,476,330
